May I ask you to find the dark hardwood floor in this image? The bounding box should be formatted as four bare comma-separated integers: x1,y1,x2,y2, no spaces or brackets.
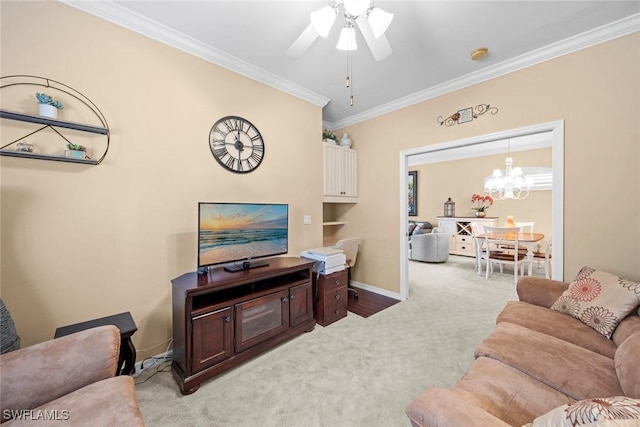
347,287,400,318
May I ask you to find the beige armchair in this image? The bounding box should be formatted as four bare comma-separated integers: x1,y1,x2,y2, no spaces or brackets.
0,325,144,426
410,230,450,263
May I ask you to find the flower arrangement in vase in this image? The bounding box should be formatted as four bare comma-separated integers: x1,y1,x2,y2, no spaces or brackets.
471,193,493,217
35,92,64,119
322,128,336,144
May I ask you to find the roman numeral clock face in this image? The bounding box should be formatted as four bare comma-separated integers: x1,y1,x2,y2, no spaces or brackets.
209,116,265,173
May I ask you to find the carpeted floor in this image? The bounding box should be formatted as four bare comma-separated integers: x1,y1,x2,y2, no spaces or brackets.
135,256,522,426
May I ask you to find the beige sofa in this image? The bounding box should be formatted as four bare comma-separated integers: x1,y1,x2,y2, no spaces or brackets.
407,276,640,426
0,325,144,426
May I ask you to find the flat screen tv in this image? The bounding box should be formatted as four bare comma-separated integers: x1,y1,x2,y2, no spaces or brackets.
198,202,288,272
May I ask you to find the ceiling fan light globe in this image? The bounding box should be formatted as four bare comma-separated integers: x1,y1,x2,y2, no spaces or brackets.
368,7,393,38
336,25,357,51
310,5,336,38
343,0,371,17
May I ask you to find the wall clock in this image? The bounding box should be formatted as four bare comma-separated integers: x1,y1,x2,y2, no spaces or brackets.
209,116,265,173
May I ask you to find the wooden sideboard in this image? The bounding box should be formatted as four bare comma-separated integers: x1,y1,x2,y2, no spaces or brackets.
437,216,498,256
171,257,316,394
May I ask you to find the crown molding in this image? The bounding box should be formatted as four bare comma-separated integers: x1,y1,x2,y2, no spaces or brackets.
59,1,637,128
330,13,640,129
59,0,330,108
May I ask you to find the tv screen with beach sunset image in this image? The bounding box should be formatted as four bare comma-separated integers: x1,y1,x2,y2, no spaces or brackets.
198,203,288,268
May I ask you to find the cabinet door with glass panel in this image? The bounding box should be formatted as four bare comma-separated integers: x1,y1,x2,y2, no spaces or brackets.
234,290,290,353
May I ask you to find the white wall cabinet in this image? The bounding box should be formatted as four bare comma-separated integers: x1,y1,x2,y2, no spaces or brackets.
437,216,498,256
323,143,358,203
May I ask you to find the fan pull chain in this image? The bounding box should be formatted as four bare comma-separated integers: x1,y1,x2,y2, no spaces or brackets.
346,48,354,106
345,48,351,88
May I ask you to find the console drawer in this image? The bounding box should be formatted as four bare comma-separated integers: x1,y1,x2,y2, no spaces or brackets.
455,235,473,244
319,287,348,326
455,235,475,255
320,271,347,290
313,270,348,326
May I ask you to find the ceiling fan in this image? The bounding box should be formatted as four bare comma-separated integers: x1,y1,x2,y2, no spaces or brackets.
287,0,394,61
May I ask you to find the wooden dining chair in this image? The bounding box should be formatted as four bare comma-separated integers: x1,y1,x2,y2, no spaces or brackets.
513,221,536,261
482,226,527,285
514,221,535,233
470,221,487,275
533,234,552,279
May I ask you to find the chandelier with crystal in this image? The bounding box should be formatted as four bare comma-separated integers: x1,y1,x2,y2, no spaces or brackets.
484,157,533,200
484,140,535,200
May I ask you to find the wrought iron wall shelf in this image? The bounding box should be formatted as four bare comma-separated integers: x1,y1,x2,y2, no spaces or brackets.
0,110,108,134
0,75,110,165
0,149,99,165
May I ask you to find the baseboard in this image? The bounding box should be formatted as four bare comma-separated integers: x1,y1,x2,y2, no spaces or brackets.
133,349,173,377
351,281,402,301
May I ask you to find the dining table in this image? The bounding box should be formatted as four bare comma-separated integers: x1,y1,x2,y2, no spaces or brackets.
475,232,545,276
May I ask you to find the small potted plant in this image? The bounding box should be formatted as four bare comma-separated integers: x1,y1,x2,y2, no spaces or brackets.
65,142,87,159
322,128,336,144
471,193,493,217
35,92,64,119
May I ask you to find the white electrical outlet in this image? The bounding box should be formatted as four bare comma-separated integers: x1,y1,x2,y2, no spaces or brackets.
303,215,311,225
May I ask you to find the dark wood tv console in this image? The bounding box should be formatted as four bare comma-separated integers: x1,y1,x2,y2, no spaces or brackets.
171,257,316,394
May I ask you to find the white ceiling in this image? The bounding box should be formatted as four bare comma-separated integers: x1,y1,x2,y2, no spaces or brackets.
63,1,639,128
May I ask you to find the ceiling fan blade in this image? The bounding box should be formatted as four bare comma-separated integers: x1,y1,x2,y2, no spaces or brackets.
355,15,392,61
286,24,319,57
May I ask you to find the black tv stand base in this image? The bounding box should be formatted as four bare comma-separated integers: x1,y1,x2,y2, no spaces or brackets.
223,260,269,272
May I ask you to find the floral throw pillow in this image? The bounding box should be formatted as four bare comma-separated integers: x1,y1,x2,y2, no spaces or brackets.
521,396,640,427
551,267,640,338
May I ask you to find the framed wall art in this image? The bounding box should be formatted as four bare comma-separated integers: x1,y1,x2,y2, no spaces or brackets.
408,171,418,216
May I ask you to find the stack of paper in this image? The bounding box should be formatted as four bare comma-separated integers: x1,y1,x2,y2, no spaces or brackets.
300,247,346,275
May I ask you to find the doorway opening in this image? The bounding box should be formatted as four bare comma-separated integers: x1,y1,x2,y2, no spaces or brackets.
398,121,564,300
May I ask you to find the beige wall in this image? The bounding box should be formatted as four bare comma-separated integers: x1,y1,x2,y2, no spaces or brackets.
2,2,638,352
1,2,323,352
409,147,552,249
337,33,639,290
